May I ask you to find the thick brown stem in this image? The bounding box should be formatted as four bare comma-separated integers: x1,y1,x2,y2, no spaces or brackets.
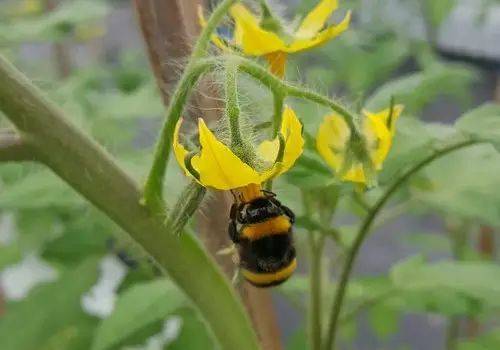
133,0,198,106
45,0,73,78
133,1,283,349
478,226,495,259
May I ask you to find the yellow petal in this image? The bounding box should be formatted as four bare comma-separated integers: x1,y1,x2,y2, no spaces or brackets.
192,119,261,190
363,114,392,169
343,165,365,183
197,5,229,51
257,138,280,164
258,107,304,182
231,3,260,47
279,106,305,174
316,105,401,184
173,118,191,177
230,3,285,55
316,113,350,172
230,3,261,25
316,113,369,183
296,0,339,39
363,104,404,137
286,11,351,53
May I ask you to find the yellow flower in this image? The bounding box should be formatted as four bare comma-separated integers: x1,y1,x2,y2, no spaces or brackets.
316,105,404,184
199,0,351,77
173,106,304,190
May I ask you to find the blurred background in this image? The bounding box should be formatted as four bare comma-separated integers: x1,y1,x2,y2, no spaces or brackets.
1,0,500,349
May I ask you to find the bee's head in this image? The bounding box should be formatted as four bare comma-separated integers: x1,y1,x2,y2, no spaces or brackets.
240,197,283,224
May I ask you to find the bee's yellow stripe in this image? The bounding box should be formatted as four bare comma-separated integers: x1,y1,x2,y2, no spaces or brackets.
242,258,297,286
241,215,291,240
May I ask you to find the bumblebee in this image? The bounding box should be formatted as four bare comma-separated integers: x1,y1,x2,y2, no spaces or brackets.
228,184,296,288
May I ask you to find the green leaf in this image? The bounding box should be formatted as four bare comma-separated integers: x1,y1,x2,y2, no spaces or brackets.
0,258,100,350
91,279,185,350
0,170,83,209
339,318,357,342
387,288,472,316
168,308,215,350
391,259,500,308
314,32,411,94
455,103,500,151
424,0,457,28
40,317,97,350
42,210,112,263
414,144,500,226
15,210,64,251
0,243,22,270
286,328,309,350
368,303,399,339
285,151,334,189
89,83,163,120
379,117,435,184
365,64,477,113
401,232,451,255
458,328,500,350
0,0,109,44
390,255,426,281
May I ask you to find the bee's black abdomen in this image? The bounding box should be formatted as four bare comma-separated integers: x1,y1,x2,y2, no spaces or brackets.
239,234,295,273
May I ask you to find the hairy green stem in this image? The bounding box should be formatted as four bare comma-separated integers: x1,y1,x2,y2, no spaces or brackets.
323,138,484,350
225,63,244,147
143,0,237,209
142,60,213,209
309,233,325,350
166,181,206,235
445,220,468,350
302,191,327,350
235,57,358,133
339,289,398,325
0,55,259,350
183,56,359,138
272,91,285,137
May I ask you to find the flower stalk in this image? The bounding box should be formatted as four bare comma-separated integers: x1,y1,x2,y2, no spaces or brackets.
323,136,486,350
235,56,360,135
142,0,238,210
225,62,246,151
166,181,207,235
302,190,326,350
272,90,285,137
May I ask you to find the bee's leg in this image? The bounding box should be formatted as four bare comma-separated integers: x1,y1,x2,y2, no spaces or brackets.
261,189,277,198
228,203,241,243
270,197,296,224
281,205,296,224
231,268,243,287
229,202,238,221
217,243,236,256
228,220,240,243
